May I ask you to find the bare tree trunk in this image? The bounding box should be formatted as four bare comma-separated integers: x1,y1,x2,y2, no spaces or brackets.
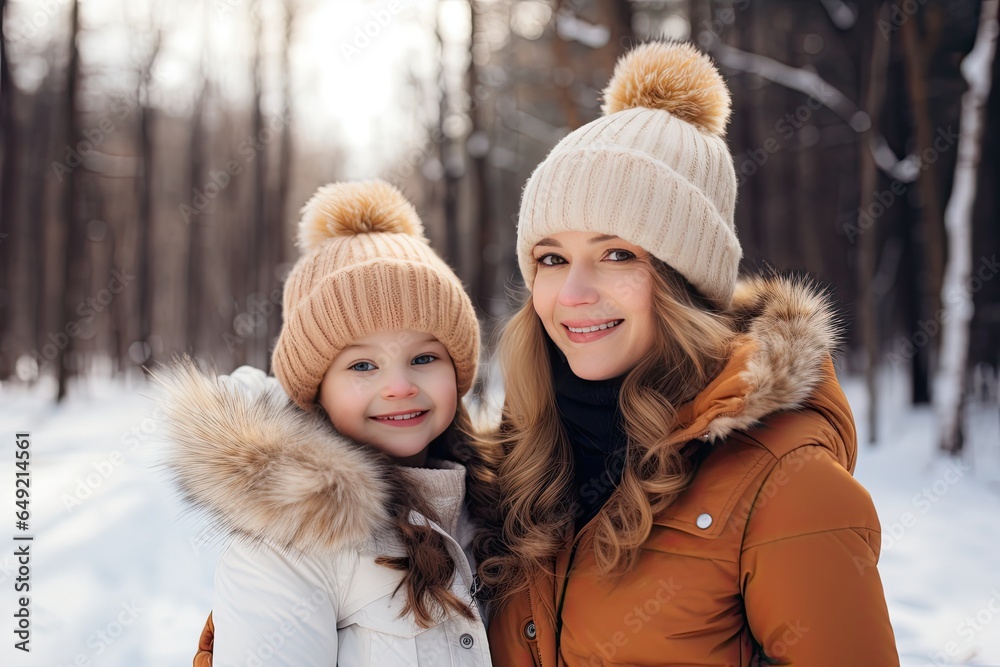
594,0,633,61
790,25,825,277
247,0,267,369
857,2,891,444
136,32,161,371
741,2,774,263
436,1,460,266
186,52,208,356
551,1,581,130
688,0,711,45
467,0,495,318
748,3,788,264
0,0,17,378
105,217,121,375
882,45,933,404
28,83,56,383
938,0,998,454
265,0,297,373
56,0,82,400
900,10,945,327
900,196,933,404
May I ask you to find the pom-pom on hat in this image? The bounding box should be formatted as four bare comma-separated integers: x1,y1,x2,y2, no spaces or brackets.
272,180,480,410
517,41,742,308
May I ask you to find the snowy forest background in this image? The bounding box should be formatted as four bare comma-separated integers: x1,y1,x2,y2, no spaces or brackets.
0,0,999,665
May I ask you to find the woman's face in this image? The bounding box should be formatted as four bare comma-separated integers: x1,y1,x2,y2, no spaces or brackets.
531,231,656,381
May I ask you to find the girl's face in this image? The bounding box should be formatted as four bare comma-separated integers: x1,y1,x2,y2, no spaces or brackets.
319,329,457,466
531,231,656,381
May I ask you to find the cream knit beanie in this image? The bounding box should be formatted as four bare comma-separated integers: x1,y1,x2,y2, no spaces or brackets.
517,41,742,309
272,180,480,410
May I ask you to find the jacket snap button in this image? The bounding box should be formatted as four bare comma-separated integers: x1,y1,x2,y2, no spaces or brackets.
460,633,474,649
524,621,537,640
696,513,713,529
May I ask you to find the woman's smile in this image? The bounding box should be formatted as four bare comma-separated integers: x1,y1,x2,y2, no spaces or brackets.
562,318,625,343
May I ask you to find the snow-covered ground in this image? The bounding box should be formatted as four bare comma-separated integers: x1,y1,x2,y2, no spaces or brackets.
0,367,997,666
844,371,1000,667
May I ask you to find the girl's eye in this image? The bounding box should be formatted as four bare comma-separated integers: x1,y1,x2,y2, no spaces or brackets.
537,253,567,266
412,354,437,366
606,249,636,262
349,361,377,372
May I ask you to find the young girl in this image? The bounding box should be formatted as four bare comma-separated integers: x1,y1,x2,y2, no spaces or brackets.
479,42,899,665
159,180,495,666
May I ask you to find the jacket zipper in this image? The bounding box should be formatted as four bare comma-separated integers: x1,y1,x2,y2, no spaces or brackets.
539,414,737,664
539,415,728,663
526,528,584,667
553,538,581,663
526,583,544,666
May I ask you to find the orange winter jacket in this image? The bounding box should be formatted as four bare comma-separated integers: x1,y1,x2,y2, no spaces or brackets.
487,277,900,666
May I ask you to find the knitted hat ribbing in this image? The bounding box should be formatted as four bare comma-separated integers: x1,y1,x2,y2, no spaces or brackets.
272,180,480,410
516,41,743,309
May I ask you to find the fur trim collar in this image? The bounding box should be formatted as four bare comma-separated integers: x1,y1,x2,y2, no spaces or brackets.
155,360,391,555
701,275,842,442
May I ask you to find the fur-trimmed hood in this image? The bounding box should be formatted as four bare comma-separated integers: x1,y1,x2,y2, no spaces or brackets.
155,361,392,556
677,274,853,469
711,274,842,438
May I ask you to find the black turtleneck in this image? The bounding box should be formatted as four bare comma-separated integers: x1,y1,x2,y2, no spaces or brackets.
547,337,630,531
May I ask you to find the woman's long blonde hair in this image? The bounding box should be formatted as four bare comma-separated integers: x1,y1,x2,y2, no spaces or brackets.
478,259,735,602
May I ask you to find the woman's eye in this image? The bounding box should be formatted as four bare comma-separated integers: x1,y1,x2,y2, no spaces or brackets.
606,249,636,262
412,354,437,366
349,361,377,372
537,254,566,266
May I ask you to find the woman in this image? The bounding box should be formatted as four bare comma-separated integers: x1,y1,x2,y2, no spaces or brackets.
478,42,899,665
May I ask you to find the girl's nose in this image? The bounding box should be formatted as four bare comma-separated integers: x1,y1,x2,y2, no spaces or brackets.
557,262,600,307
381,370,419,400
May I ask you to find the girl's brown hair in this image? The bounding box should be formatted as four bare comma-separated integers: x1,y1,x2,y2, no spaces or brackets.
373,402,501,627
478,259,735,602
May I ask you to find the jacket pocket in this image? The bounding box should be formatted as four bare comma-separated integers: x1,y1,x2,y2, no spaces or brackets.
654,436,773,542
343,589,488,666
341,590,490,666
338,589,424,664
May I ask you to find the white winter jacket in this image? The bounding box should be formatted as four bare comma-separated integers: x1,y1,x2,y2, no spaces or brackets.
158,362,492,666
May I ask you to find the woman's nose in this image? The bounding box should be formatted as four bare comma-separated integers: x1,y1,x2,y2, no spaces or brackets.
557,263,600,307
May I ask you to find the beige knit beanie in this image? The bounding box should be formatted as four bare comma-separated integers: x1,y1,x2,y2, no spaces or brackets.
517,41,742,309
272,180,480,410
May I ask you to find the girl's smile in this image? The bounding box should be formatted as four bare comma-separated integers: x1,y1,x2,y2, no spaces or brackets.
370,409,431,426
